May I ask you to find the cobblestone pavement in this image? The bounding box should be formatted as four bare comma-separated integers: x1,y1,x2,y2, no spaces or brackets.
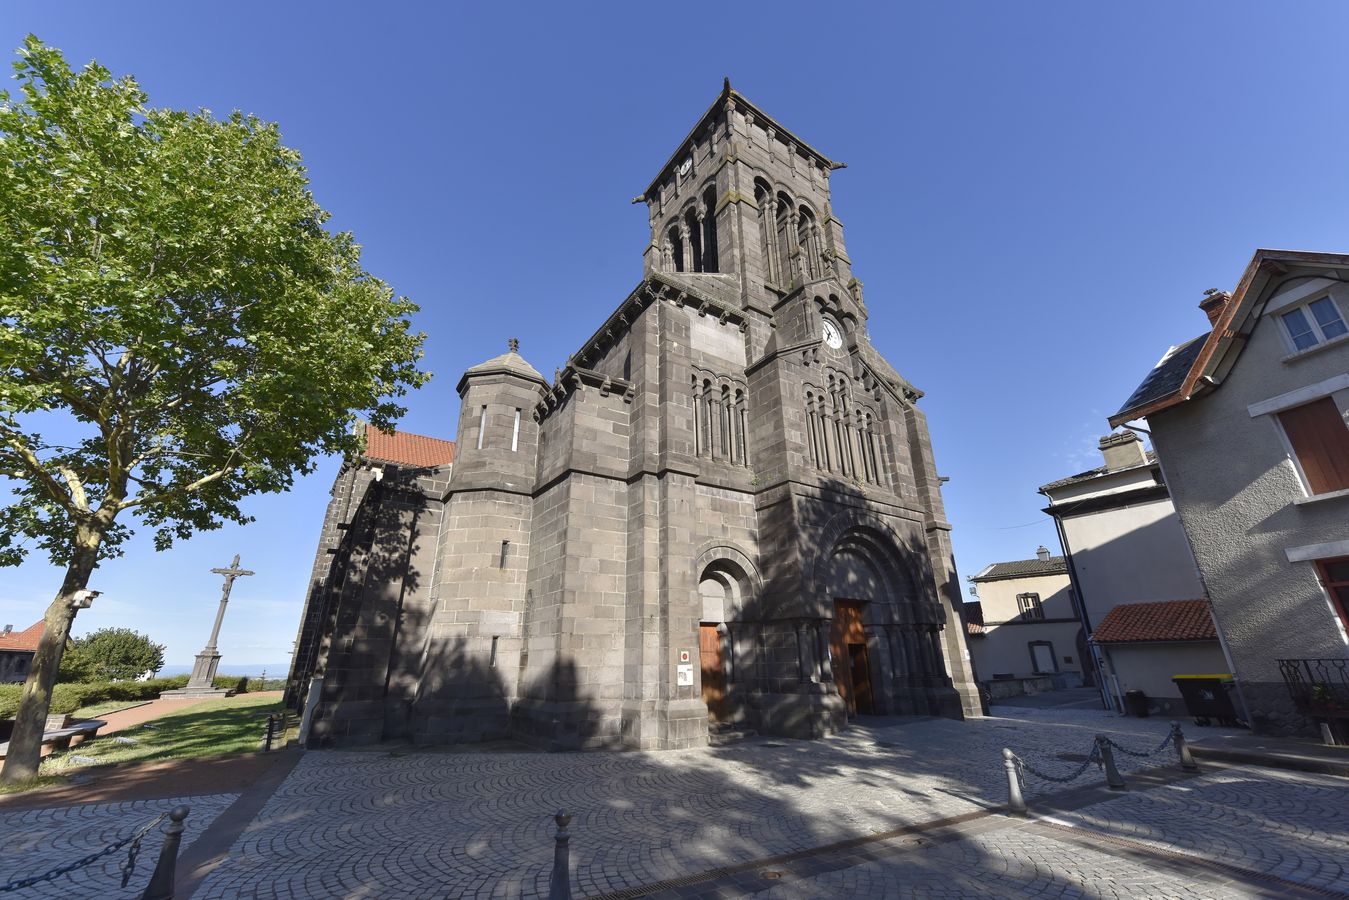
12,707,1334,898
0,792,237,897
190,709,1267,898
751,767,1349,898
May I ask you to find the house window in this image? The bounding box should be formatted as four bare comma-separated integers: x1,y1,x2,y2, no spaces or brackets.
1017,593,1044,620
1281,295,1348,353
1277,397,1349,494
1316,556,1349,632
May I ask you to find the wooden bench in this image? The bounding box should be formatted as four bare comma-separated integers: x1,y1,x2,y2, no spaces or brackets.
0,719,106,759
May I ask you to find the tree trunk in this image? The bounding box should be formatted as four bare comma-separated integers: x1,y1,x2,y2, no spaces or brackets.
1,538,100,783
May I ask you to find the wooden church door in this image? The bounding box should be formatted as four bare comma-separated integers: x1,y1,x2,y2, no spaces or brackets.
699,624,727,721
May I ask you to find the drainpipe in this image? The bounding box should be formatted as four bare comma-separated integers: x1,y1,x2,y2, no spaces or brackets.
1118,421,1253,727
1047,509,1110,711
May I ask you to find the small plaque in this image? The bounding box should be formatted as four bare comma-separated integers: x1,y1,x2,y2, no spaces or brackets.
678,650,691,663
676,664,694,686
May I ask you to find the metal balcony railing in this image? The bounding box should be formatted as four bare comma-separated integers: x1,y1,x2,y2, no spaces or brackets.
1278,657,1349,716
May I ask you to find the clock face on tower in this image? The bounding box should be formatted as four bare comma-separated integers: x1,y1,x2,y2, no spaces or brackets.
822,318,843,349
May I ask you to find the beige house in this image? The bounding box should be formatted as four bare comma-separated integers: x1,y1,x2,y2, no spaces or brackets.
1040,432,1228,714
0,622,41,684
966,549,1085,696
1111,248,1349,740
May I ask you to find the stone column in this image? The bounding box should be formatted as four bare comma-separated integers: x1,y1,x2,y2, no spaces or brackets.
887,625,906,679
903,628,925,676
795,621,809,683
677,221,691,274
816,620,834,684
763,199,781,284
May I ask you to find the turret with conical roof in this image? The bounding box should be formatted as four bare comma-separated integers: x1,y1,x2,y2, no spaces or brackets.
450,338,546,492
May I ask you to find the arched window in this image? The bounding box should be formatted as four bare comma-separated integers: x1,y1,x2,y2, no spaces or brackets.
775,191,794,286
684,208,703,273
706,377,717,458
735,388,748,466
806,391,821,469
669,224,685,273
701,186,719,273
754,179,778,285
797,206,820,280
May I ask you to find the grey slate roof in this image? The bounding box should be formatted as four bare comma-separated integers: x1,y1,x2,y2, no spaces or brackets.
463,349,545,381
1114,333,1209,419
972,556,1068,581
1039,451,1158,492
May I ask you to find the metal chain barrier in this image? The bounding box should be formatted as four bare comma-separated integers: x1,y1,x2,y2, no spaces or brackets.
1,812,166,894
1012,742,1102,785
1002,722,1198,814
1101,730,1174,760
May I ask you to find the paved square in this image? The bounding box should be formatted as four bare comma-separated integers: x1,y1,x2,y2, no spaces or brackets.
0,793,238,898
3,707,1344,898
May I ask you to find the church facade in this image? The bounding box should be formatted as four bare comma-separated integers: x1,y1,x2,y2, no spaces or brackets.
286,83,980,751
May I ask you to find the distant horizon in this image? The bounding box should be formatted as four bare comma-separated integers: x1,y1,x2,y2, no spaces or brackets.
157,663,290,678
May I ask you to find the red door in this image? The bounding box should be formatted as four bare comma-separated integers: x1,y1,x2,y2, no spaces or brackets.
699,625,726,721
830,601,871,715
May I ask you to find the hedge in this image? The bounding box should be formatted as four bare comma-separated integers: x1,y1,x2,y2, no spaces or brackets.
0,674,251,719
0,676,183,718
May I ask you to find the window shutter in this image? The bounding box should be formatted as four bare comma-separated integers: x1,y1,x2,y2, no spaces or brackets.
1279,398,1349,494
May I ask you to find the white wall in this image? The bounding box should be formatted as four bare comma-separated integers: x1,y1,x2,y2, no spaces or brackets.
1058,497,1205,629
971,620,1083,681
1101,640,1229,700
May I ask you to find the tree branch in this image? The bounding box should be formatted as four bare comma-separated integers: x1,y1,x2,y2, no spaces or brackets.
0,431,80,515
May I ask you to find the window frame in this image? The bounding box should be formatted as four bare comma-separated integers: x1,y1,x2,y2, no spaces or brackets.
1279,293,1349,355
1017,592,1045,621
1315,556,1349,634
1274,396,1349,497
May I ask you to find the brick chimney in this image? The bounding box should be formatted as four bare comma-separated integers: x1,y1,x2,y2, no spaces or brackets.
1099,431,1147,471
1036,545,1051,562
1199,288,1231,326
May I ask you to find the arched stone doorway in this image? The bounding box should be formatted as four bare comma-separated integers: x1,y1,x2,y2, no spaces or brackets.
697,557,751,723
821,526,946,717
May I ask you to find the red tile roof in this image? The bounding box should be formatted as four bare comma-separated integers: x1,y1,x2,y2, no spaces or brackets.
0,621,43,652
966,621,985,636
1092,599,1216,644
363,425,456,468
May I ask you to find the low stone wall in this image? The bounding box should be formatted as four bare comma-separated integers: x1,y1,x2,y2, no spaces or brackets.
984,676,1056,699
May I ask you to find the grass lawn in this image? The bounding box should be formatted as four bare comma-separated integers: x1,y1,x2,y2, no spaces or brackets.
72,699,152,719
40,693,285,775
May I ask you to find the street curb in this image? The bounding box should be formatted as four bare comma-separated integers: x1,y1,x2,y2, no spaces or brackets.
1189,745,1349,777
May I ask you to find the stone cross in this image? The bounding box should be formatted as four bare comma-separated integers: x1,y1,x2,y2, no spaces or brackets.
169,554,255,696
204,554,254,652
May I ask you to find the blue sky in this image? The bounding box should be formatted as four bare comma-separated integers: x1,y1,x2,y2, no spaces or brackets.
4,2,1349,668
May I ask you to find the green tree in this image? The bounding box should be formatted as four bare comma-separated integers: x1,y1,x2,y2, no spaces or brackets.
0,37,429,781
59,627,166,682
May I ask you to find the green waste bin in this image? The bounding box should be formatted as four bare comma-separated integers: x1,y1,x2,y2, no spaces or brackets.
1172,674,1238,726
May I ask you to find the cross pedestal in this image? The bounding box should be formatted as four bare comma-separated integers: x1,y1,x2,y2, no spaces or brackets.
161,555,254,700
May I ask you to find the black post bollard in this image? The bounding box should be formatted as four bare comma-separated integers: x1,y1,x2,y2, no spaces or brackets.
141,805,190,900
1002,748,1028,815
1172,721,1199,771
548,810,572,900
1096,735,1127,791
264,714,274,752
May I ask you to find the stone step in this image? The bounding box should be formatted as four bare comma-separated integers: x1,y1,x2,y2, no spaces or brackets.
707,724,758,746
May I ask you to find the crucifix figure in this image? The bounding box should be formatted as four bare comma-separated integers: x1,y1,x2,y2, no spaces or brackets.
166,554,255,697
204,554,254,652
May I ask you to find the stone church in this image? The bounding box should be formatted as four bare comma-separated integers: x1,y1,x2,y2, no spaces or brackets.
286,82,980,751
